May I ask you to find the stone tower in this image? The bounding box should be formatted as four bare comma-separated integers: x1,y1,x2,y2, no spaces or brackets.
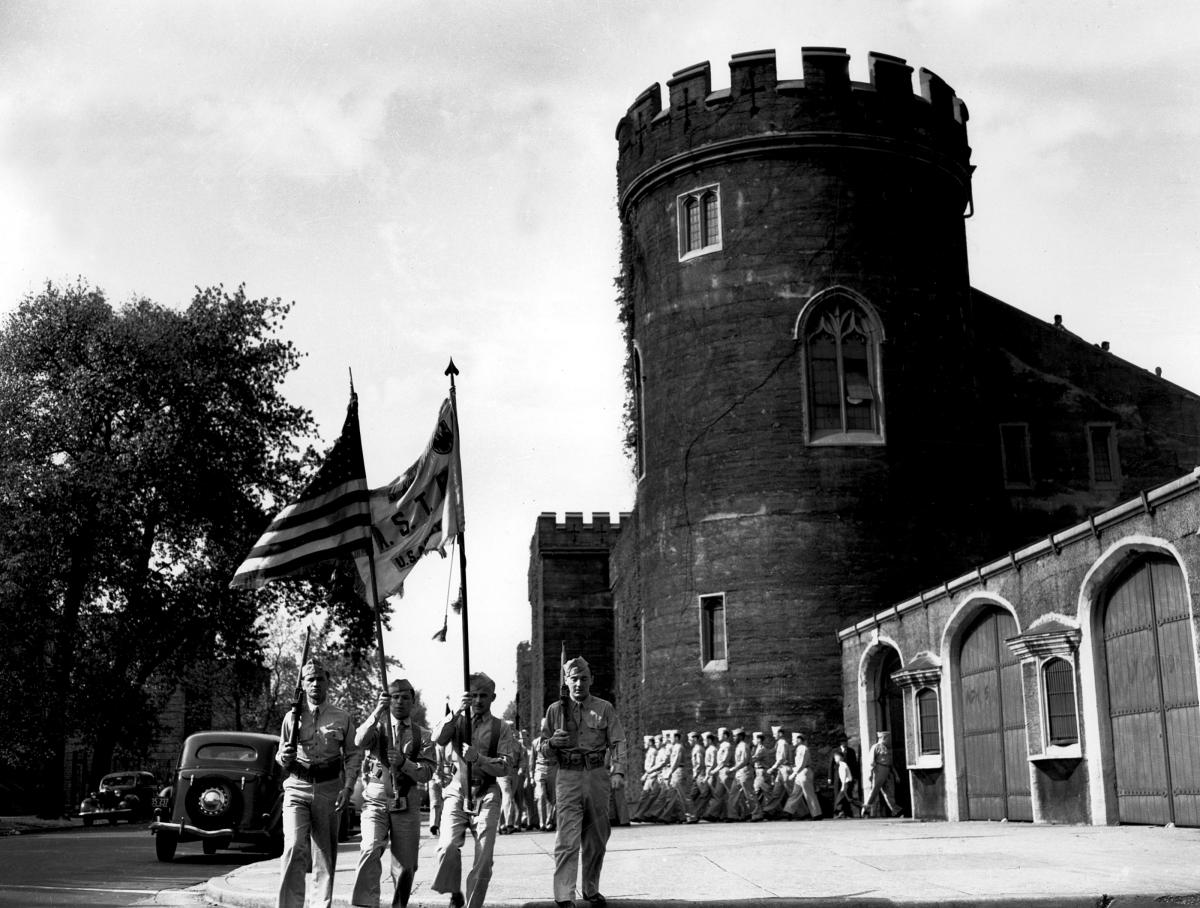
614,48,999,738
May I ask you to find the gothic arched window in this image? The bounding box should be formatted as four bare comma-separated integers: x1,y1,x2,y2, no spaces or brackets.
797,290,885,444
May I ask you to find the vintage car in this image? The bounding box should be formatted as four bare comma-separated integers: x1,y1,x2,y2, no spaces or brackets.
78,770,158,826
150,731,285,862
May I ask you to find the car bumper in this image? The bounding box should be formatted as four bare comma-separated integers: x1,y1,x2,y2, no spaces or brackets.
79,809,133,820
150,819,269,841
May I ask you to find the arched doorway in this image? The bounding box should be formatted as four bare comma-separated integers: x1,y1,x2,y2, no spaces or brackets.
875,648,911,816
1101,555,1200,826
958,606,1031,821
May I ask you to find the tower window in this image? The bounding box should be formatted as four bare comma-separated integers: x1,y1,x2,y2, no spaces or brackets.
916,687,941,755
633,347,646,481
678,185,722,260
1043,657,1079,746
802,299,883,444
698,593,727,670
1086,423,1119,487
999,423,1032,488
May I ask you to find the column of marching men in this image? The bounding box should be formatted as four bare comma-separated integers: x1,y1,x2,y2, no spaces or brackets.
424,720,903,836
628,725,900,823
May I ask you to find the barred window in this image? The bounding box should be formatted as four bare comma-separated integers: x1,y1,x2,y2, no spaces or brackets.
678,185,722,259
916,687,941,755
1044,657,1079,746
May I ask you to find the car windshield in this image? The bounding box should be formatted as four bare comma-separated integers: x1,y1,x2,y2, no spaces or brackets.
102,774,141,787
196,743,259,762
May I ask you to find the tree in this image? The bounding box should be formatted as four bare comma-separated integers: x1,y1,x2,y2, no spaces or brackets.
0,280,334,815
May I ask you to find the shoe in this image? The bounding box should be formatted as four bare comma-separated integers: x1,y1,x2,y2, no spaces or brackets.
449,893,465,908
430,825,439,837
582,894,606,908
555,902,576,908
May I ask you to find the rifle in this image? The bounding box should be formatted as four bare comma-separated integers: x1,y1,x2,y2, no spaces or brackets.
287,626,313,746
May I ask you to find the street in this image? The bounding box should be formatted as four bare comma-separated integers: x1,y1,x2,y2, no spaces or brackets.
0,822,266,907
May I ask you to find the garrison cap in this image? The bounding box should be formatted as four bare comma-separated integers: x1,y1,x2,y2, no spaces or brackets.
388,678,414,694
563,656,591,677
732,727,745,737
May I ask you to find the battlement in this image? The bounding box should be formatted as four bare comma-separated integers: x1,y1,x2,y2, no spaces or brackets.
616,47,972,209
533,511,625,552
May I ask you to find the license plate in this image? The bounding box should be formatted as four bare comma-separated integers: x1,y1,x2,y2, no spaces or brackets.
152,796,170,811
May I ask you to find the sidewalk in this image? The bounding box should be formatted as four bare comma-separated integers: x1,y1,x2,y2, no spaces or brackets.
206,818,1200,908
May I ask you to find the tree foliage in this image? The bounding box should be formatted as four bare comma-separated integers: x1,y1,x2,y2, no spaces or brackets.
0,280,380,814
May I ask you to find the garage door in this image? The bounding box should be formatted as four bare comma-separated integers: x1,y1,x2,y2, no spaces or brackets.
1103,556,1200,826
959,607,1031,821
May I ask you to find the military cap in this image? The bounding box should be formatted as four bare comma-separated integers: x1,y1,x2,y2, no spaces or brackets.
388,678,414,694
563,656,591,677
732,727,745,737
717,726,729,736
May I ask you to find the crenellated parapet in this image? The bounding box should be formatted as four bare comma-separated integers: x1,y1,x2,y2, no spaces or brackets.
533,511,624,553
616,47,972,211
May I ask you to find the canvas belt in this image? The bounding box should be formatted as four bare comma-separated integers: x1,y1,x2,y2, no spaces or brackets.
288,759,341,783
558,750,605,771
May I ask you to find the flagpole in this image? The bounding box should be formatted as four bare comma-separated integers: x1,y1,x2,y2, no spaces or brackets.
446,357,475,810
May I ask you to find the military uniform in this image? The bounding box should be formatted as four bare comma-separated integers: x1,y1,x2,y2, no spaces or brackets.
540,658,626,905
276,693,361,908
431,697,516,908
350,710,435,907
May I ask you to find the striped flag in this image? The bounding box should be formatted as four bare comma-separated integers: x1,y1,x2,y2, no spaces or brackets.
230,392,371,589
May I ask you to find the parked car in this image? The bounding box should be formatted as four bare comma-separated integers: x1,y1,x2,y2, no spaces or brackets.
150,731,284,862
78,771,158,826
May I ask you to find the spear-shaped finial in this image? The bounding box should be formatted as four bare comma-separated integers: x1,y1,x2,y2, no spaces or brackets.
445,358,459,378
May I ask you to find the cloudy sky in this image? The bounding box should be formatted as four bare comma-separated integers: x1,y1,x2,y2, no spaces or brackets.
3,0,1198,715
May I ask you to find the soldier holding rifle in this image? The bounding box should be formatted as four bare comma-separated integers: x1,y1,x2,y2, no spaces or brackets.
540,656,626,908
276,658,361,908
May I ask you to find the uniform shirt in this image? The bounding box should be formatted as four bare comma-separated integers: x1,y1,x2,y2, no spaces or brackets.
540,695,627,777
869,740,893,769
690,743,705,777
355,714,435,798
278,701,361,778
436,710,517,788
732,739,752,773
532,736,555,781
770,737,792,773
716,740,733,770
642,745,658,775
704,743,719,777
667,740,690,778
794,743,813,773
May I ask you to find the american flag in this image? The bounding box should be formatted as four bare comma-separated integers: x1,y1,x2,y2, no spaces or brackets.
230,391,371,589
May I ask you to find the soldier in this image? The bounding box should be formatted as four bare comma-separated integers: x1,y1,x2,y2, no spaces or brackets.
729,728,763,821
762,723,792,818
430,672,517,908
350,678,435,908
275,659,361,908
828,735,860,810
862,730,903,818
499,722,523,834
707,726,733,821
532,727,557,830
540,656,626,908
666,729,698,823
784,731,823,820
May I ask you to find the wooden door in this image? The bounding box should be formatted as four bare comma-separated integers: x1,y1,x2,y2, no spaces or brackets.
959,607,1031,821
1103,556,1200,826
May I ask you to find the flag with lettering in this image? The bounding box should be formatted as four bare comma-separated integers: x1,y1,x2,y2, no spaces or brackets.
357,397,463,602
230,392,371,588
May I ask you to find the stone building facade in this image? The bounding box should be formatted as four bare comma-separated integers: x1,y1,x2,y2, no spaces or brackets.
520,46,1200,813
840,469,1200,827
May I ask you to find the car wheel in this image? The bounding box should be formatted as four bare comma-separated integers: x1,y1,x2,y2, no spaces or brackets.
82,817,93,827
155,833,177,863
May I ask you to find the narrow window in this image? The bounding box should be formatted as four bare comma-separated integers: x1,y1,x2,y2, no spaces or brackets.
699,593,727,668
678,185,722,259
633,347,646,480
1043,657,1078,746
916,687,941,755
804,302,881,442
1087,423,1119,487
1000,423,1032,488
